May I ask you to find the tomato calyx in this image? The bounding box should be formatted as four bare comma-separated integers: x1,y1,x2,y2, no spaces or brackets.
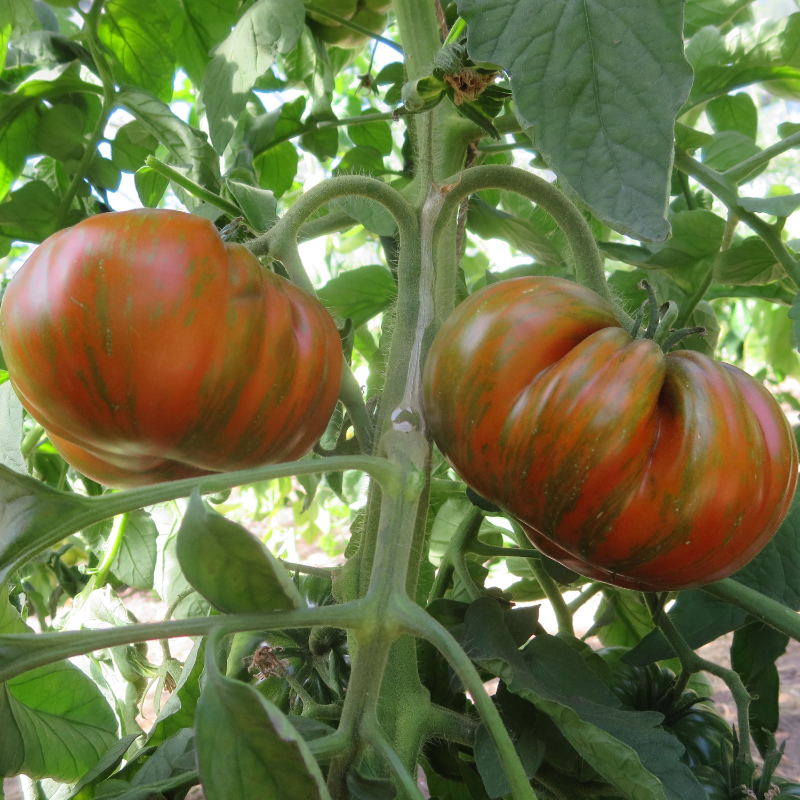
631,279,707,352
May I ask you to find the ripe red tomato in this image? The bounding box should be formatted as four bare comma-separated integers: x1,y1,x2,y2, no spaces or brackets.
422,277,798,591
0,209,342,488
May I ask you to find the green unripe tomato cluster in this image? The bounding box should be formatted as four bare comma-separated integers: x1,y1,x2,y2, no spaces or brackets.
306,0,391,49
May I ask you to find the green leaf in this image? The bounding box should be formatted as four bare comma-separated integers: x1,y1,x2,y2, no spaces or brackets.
0,464,102,585
0,179,58,242
195,642,331,800
459,0,692,241
0,588,118,782
713,237,786,285
731,621,788,756
460,598,707,800
675,122,713,153
247,96,306,157
683,0,754,39
0,99,39,201
254,141,299,198
35,101,86,160
88,155,121,192
348,117,393,156
299,112,339,161
111,509,158,590
224,178,277,232
317,265,397,328
474,720,544,799
739,194,800,217
176,490,302,614
644,209,727,272
67,733,142,800
588,591,655,648
164,0,239,86
134,166,168,208
111,121,159,173
687,15,800,108
329,195,398,236
12,30,93,69
118,87,220,190
684,300,720,357
778,121,800,138
346,770,397,800
98,0,176,103
467,196,565,267
148,639,205,747
0,383,25,475
701,130,762,176
204,0,306,154
791,290,800,350
706,92,758,139
333,145,386,176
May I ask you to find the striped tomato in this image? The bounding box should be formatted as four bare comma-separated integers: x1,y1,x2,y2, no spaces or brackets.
0,209,342,488
422,277,798,591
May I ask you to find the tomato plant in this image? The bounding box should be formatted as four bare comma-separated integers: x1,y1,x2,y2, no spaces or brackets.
0,210,343,488
3,1,800,800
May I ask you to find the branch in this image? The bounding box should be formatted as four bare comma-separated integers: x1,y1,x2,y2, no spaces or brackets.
702,578,800,642
723,129,800,184
305,4,404,54
399,600,538,800
56,0,116,229
434,165,632,326
674,149,800,289
144,156,241,218
253,111,397,158
367,718,427,800
0,455,401,584
0,601,369,683
647,594,753,765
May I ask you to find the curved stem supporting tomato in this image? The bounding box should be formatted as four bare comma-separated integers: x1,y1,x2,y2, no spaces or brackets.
646,594,753,766
432,164,632,326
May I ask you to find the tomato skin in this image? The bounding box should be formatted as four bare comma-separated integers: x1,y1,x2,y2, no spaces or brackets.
422,277,798,591
0,210,342,487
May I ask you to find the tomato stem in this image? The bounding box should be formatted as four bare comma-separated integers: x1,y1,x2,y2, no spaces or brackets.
399,600,538,800
645,593,753,767
93,512,129,587
674,149,800,290
660,326,707,352
652,300,679,345
629,301,647,339
638,280,660,339
144,156,242,220
432,165,633,326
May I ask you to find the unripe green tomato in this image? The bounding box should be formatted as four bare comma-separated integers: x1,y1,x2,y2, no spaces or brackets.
318,8,388,48
306,0,358,27
363,0,392,13
690,766,729,800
